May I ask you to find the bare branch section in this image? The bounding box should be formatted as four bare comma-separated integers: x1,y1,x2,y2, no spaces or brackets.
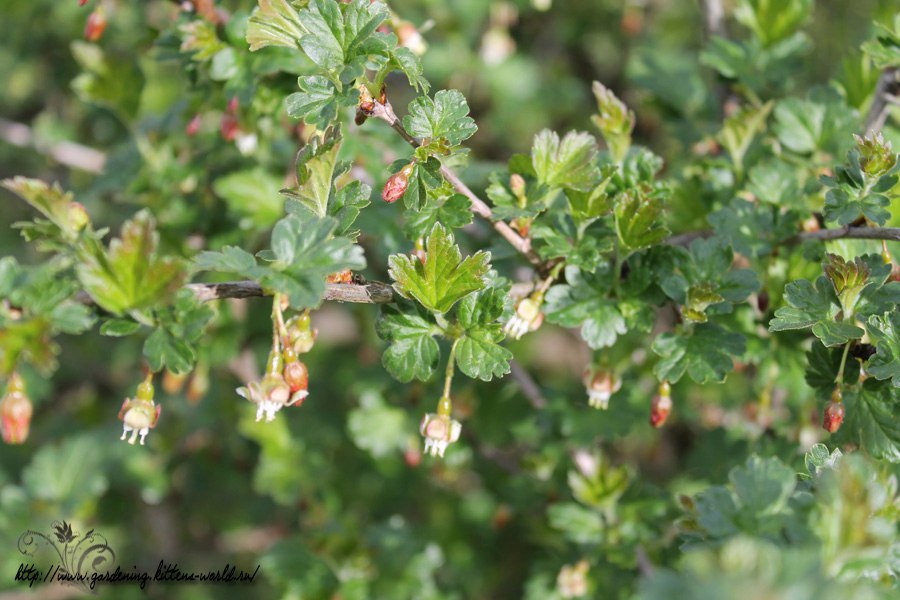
372,100,543,266
182,227,899,304
0,118,106,174
186,281,395,304
699,0,726,39
864,67,899,134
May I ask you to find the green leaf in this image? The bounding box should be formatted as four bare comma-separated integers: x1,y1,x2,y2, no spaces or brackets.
709,198,800,258
842,379,900,463
387,46,429,93
144,327,194,374
347,391,412,458
194,246,260,276
718,101,773,169
375,300,440,382
804,342,860,399
213,168,285,229
769,277,864,346
284,127,342,217
729,455,796,515
298,0,389,72
70,41,144,120
773,88,858,156
399,157,442,212
76,210,187,315
99,318,142,337
329,180,371,239
247,0,308,51
547,503,604,545
531,214,614,272
48,303,95,335
823,183,892,227
652,323,746,384
1,177,86,241
403,89,477,146
263,213,366,308
861,14,900,68
866,312,900,387
734,0,812,47
614,189,669,253
403,192,472,240
544,266,629,350
388,223,490,314
531,129,599,191
455,286,512,381
285,76,339,128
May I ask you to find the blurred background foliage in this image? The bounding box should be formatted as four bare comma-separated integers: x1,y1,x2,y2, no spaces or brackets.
0,0,899,599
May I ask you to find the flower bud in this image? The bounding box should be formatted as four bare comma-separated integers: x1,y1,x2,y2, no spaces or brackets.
1,373,32,444
557,560,589,598
162,369,188,394
382,163,415,203
84,7,107,42
503,295,544,339
186,114,202,136
822,400,844,433
854,132,896,177
649,381,672,428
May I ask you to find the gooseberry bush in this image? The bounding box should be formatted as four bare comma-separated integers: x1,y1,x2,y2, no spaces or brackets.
1,0,899,598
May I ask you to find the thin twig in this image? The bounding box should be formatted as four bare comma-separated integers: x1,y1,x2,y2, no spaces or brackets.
508,359,547,409
864,67,899,134
372,100,543,266
0,117,106,174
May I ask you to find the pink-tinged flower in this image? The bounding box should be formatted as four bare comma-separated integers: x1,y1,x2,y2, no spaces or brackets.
649,381,672,428
382,163,415,203
582,368,621,410
84,8,107,42
557,560,589,598
237,372,305,422
420,400,461,458
1,373,32,444
503,296,544,340
117,378,161,445
220,97,240,141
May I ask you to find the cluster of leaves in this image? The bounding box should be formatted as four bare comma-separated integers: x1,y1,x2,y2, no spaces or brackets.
2,0,900,598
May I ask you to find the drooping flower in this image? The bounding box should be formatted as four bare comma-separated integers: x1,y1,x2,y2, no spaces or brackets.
582,367,621,410
237,350,306,422
649,380,672,428
285,312,317,355
282,346,309,408
503,295,544,339
420,396,461,458
557,560,589,598
118,377,161,445
1,372,33,444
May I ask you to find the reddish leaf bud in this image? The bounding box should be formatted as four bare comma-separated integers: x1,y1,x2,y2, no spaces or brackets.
382,163,415,203
823,397,844,434
84,8,107,42
1,373,32,445
650,381,672,428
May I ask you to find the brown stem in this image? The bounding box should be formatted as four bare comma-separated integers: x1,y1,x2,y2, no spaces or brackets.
864,67,899,134
372,100,542,266
184,281,395,304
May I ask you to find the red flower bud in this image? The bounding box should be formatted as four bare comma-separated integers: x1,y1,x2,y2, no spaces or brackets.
186,114,202,136
84,8,107,42
382,163,414,203
79,0,89,6
221,98,240,141
650,381,672,428
822,400,844,433
283,360,308,396
1,373,32,444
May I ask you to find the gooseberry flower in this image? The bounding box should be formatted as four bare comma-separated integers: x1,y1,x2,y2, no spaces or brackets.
504,294,544,339
1,373,33,444
420,396,461,458
557,560,589,598
582,368,621,410
285,313,317,354
649,380,672,428
237,351,305,422
117,377,161,445
282,346,309,408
